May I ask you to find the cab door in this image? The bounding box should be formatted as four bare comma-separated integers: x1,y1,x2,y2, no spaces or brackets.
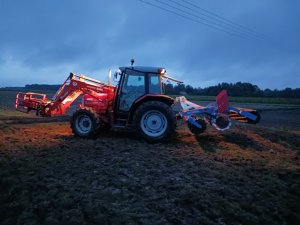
118,71,146,111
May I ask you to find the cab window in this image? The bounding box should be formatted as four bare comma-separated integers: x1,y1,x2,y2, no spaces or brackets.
119,72,145,111
149,74,161,94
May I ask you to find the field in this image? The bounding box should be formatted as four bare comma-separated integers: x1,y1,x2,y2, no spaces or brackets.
0,90,300,225
181,95,300,106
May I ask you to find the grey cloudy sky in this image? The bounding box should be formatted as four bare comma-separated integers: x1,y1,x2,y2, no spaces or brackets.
0,0,299,89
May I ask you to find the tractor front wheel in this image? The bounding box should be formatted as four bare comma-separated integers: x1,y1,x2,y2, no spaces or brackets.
133,101,176,142
71,108,100,138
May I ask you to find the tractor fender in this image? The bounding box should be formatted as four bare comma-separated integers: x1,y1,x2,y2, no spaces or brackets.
128,94,175,123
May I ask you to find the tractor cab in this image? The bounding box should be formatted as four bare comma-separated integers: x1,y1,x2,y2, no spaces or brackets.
116,66,166,112
111,66,180,138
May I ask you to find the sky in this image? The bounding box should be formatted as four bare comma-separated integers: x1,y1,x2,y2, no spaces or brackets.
0,0,300,90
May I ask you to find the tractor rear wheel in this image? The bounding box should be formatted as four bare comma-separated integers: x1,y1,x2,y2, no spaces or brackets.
71,108,100,138
133,101,176,142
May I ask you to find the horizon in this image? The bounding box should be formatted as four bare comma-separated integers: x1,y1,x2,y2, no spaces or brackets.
1,80,298,92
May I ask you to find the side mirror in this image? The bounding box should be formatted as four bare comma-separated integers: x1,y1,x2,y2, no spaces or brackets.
113,70,122,82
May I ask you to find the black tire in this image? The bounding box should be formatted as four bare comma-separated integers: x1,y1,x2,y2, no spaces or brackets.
188,118,207,135
133,101,177,142
70,108,100,138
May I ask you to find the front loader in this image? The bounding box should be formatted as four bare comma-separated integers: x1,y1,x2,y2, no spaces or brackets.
15,65,260,142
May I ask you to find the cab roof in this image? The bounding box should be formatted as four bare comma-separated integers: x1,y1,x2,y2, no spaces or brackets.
119,66,165,74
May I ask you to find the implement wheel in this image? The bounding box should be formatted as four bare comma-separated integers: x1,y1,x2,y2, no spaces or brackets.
133,101,176,142
188,118,207,135
71,108,100,138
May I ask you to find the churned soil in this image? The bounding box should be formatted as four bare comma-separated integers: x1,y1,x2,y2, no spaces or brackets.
0,114,299,225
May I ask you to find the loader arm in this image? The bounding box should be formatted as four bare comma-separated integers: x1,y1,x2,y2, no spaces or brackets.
16,73,116,117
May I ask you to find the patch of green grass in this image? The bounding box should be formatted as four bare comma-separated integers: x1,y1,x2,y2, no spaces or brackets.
0,108,33,119
0,90,55,110
171,95,300,105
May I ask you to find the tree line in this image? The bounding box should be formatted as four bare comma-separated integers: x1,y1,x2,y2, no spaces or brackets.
164,82,300,98
13,82,300,98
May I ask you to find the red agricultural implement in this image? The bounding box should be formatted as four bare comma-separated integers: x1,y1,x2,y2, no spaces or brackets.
15,65,260,142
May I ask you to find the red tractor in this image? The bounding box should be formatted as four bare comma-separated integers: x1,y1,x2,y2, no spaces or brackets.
15,65,260,142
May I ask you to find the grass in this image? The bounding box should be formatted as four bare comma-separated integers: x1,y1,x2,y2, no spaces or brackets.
1,90,300,109
0,90,56,110
171,95,300,106
0,108,34,119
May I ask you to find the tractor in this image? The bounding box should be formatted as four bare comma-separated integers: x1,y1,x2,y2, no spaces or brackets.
15,64,260,142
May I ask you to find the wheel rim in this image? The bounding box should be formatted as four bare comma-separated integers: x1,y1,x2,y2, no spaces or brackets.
140,110,167,137
75,114,92,134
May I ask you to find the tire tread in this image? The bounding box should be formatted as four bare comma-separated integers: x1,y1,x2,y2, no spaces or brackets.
133,101,176,142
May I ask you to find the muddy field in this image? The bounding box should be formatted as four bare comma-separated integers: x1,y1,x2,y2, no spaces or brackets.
0,90,300,225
